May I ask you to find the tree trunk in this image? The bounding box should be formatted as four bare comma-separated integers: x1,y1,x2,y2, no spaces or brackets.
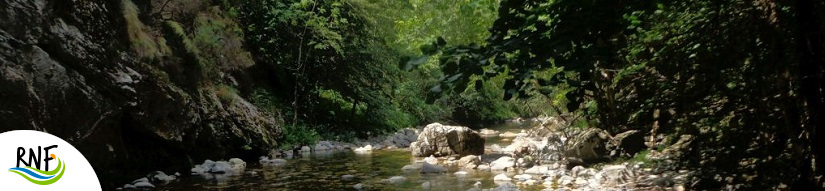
792,0,825,188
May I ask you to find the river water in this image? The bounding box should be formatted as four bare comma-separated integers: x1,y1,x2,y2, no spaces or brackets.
164,121,541,190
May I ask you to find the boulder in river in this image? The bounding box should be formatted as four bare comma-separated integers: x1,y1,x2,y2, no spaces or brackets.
410,123,485,157
564,128,611,165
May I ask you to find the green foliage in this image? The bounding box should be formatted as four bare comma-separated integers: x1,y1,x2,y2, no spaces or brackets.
424,0,825,189
193,7,255,73
281,124,320,149
122,0,165,60
215,84,239,105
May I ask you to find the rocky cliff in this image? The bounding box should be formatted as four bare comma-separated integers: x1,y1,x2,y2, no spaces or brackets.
0,0,281,189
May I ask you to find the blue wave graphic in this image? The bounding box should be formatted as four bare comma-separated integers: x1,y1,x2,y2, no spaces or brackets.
8,167,55,180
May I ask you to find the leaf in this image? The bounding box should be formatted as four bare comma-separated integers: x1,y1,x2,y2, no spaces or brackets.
403,56,429,71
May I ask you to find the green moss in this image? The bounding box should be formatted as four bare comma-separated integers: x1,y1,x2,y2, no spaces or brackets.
162,20,205,86
122,0,162,60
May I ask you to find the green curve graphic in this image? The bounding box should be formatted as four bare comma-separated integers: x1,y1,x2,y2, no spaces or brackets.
8,158,66,185
23,157,62,176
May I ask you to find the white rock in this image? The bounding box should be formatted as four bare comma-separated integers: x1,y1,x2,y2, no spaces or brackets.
524,165,550,175
134,181,155,188
152,171,175,184
383,176,407,184
575,177,588,185
499,132,519,138
401,164,420,171
424,155,438,164
490,156,515,171
342,175,355,180
477,164,491,171
353,183,364,190
479,129,499,136
229,158,246,171
354,145,373,153
422,181,431,189
123,184,136,189
132,177,149,184
523,179,538,185
454,171,469,176
301,146,312,152
514,174,532,181
421,162,446,173
209,161,232,173
474,181,482,187
494,173,512,181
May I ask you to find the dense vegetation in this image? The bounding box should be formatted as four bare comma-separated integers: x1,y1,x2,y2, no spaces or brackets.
233,0,551,147
420,0,825,189
129,0,823,189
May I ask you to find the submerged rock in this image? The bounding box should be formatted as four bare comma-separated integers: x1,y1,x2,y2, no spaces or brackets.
422,162,446,173
410,123,485,157
382,176,407,184
259,156,287,166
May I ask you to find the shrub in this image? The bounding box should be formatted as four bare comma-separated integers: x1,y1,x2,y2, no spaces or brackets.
122,0,164,60
215,84,239,105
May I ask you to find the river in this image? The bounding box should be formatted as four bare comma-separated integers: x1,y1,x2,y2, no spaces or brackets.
162,121,541,190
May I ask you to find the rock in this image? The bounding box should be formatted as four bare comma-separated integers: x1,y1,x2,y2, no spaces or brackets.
479,129,499,136
477,164,491,171
410,123,485,157
498,132,519,138
564,128,611,164
122,184,136,189
490,156,515,171
523,179,538,185
491,182,518,191
609,130,646,158
454,171,469,176
132,177,149,184
383,176,407,184
597,165,635,186
514,174,532,181
424,155,439,164
354,145,373,153
209,161,233,173
458,155,480,168
133,181,154,188
422,181,431,189
0,1,287,190
422,162,446,173
341,175,355,180
259,157,287,166
401,164,420,171
494,173,512,181
301,146,312,153
503,137,538,156
229,158,246,171
489,144,503,153
353,183,364,190
525,165,551,175
151,171,176,184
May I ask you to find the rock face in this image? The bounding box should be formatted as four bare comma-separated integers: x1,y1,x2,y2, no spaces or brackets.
0,1,280,189
410,123,484,157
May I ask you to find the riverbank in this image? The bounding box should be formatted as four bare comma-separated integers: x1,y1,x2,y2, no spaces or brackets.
117,117,693,190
